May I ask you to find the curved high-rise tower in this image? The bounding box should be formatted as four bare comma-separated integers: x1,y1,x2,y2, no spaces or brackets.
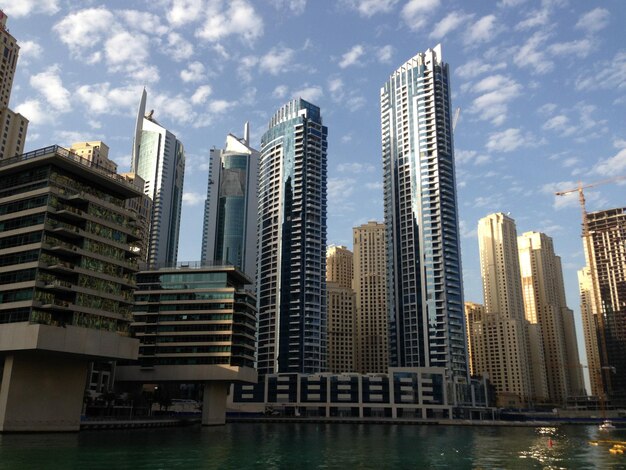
256,99,328,375
381,45,468,379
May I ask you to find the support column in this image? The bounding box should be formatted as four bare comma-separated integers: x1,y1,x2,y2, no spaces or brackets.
0,352,88,432
202,382,229,426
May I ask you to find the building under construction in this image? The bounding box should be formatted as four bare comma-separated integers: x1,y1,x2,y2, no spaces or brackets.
579,207,626,406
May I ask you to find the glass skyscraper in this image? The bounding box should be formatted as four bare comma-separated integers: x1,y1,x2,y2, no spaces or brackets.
131,89,185,267
381,45,468,379
257,99,328,375
201,124,259,283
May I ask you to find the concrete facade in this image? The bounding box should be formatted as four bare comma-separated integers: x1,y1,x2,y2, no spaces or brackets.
0,145,142,431
475,213,541,405
353,221,388,374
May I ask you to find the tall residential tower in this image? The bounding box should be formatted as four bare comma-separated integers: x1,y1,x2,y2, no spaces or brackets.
0,12,29,160
353,221,389,374
201,124,259,282
131,89,185,267
256,99,327,375
381,45,467,378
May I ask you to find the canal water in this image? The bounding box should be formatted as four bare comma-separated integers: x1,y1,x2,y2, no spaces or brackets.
1,423,624,468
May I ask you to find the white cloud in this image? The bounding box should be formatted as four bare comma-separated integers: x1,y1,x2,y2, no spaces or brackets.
401,0,440,31
548,39,593,58
459,220,477,239
273,85,289,99
337,162,375,173
196,0,264,44
575,52,626,91
75,83,142,115
260,46,296,75
430,11,473,39
17,40,43,64
3,0,59,17
191,85,213,105
498,0,526,6
514,31,553,74
469,74,522,125
464,15,499,45
14,99,51,125
594,140,626,176
105,30,157,82
515,8,550,30
365,181,383,190
455,60,506,79
181,62,206,83
339,45,365,68
56,130,97,145
29,65,71,111
342,0,399,17
576,8,609,34
208,99,233,114
455,149,491,166
328,177,356,201
486,128,531,153
120,10,169,36
168,0,204,27
183,192,205,206
292,85,323,103
270,0,307,15
163,32,194,61
376,45,394,64
542,115,575,136
53,7,115,55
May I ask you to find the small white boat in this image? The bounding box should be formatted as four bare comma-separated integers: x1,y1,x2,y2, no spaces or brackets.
599,420,616,431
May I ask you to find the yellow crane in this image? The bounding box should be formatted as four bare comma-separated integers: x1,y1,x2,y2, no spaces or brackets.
555,175,626,402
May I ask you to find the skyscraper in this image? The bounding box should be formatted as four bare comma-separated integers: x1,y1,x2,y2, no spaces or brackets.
381,45,467,378
326,246,356,373
201,124,259,282
518,231,585,403
580,208,626,404
256,99,327,375
131,89,185,266
470,213,536,406
0,11,29,160
353,221,389,374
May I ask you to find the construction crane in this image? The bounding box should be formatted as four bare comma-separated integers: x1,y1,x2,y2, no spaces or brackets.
555,175,626,402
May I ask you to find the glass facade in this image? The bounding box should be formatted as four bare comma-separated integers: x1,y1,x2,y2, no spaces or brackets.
257,99,328,375
201,131,259,283
130,267,256,368
132,108,185,267
381,45,468,379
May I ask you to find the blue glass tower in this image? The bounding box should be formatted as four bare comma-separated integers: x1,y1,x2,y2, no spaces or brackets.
201,123,259,283
257,99,328,375
381,45,468,379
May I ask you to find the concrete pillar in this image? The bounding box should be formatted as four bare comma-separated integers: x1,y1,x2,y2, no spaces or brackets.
0,352,88,432
202,382,229,426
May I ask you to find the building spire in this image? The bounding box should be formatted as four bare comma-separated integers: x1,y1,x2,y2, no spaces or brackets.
244,121,250,145
131,87,147,172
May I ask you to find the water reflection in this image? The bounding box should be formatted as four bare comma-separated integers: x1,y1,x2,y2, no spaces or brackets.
0,424,625,469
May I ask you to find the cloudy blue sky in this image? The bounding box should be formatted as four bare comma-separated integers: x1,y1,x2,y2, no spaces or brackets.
5,0,626,374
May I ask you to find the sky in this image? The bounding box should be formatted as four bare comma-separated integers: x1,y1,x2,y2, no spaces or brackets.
5,0,626,377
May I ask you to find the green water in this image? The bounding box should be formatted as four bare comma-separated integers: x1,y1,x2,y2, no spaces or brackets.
0,423,624,469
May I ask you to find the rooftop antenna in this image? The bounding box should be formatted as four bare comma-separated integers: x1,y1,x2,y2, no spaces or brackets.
244,121,250,145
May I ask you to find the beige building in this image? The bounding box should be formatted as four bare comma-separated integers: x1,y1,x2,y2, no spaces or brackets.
326,246,356,373
326,245,353,289
475,213,544,405
464,301,485,377
578,267,602,396
0,12,28,160
70,141,117,173
518,231,585,404
353,221,388,374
